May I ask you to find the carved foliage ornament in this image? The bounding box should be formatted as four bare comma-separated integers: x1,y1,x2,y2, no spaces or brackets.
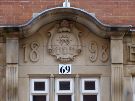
48,20,81,63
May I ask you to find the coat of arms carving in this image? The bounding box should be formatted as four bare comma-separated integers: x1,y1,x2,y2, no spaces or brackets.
47,20,81,63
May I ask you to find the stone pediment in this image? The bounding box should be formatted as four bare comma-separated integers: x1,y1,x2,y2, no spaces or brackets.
0,7,131,39
17,7,131,65
19,19,110,65
0,7,131,65
19,7,131,38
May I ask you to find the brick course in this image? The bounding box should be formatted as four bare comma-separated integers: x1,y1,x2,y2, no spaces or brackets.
0,0,135,26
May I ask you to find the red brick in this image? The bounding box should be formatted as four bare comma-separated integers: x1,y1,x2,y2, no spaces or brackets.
0,0,135,26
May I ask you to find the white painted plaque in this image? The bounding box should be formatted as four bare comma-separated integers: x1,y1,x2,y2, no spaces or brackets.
59,64,71,74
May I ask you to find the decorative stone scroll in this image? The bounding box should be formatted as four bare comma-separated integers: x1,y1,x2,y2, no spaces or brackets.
47,20,81,63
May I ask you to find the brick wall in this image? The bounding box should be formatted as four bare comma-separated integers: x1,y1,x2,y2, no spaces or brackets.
0,0,135,26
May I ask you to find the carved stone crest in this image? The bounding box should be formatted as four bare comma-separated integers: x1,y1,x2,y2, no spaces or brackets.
48,20,81,63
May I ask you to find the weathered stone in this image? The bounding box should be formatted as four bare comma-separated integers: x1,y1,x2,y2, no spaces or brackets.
0,7,134,101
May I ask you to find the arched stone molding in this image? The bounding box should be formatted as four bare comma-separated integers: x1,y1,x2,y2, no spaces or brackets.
19,7,131,38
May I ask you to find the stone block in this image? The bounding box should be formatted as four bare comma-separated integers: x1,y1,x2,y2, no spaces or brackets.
111,39,123,63
6,38,18,63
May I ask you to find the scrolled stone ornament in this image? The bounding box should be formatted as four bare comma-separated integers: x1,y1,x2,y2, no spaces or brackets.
47,20,81,63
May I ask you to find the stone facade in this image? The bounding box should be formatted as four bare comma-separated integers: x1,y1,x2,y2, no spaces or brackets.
0,6,135,101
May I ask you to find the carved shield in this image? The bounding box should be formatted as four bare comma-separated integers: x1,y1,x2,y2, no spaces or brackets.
48,20,81,63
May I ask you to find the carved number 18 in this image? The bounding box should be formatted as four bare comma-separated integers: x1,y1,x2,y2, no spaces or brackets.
23,42,40,63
